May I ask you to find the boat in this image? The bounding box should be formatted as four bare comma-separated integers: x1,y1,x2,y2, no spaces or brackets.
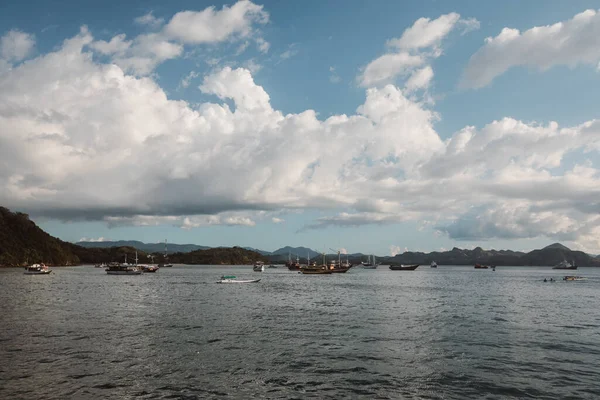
253,261,265,272
552,260,577,270
142,265,159,273
105,262,142,275
301,266,332,275
563,275,586,281
267,264,277,268
361,255,379,269
328,249,351,273
24,263,52,275
158,239,173,268
217,275,261,284
286,252,301,271
430,261,438,268
106,253,142,275
389,264,419,271
474,264,489,269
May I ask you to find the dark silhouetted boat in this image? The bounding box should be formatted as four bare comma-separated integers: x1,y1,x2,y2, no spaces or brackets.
389,264,419,271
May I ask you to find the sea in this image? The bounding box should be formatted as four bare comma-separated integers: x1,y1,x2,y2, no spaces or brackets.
1,265,599,399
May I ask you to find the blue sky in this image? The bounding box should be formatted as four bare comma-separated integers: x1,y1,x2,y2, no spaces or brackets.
1,0,600,255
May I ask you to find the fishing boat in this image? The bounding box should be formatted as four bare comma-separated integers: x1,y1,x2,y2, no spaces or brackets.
361,255,379,269
24,263,52,275
389,264,419,271
217,275,261,284
253,261,265,272
430,261,438,268
552,260,577,270
474,264,489,269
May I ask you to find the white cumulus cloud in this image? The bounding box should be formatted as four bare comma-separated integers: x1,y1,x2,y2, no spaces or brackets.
1,30,35,62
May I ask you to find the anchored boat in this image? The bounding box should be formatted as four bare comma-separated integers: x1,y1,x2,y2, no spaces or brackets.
217,275,261,283
389,264,419,271
24,263,52,275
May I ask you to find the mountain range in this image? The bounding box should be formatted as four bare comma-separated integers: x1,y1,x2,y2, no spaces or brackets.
76,239,600,267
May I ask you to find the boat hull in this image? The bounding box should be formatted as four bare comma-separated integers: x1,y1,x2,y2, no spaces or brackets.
217,279,261,283
24,270,52,275
553,266,577,270
253,266,265,272
389,264,419,271
301,269,332,275
362,265,378,269
106,270,142,275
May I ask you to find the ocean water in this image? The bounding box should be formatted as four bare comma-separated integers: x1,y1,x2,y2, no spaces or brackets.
1,265,599,399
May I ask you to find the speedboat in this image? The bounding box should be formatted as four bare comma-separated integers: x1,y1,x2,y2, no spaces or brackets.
389,264,419,271
430,261,438,268
217,275,261,283
24,263,52,275
474,264,489,269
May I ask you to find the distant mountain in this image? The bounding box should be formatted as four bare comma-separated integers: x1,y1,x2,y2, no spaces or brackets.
76,240,209,254
543,243,571,251
386,243,600,267
270,246,321,259
242,246,272,255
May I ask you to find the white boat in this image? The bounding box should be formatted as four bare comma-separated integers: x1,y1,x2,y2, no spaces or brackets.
552,260,577,270
24,263,52,275
253,261,265,272
217,275,261,284
430,261,438,268
361,255,379,269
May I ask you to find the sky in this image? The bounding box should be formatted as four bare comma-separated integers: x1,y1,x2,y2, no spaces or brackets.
1,0,600,255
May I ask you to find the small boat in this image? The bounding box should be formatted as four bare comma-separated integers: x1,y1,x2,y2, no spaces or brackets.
389,264,419,271
24,263,52,275
563,275,586,281
217,275,261,284
474,264,489,269
267,264,277,268
253,261,265,272
430,261,438,268
142,265,159,273
552,260,577,270
361,255,379,269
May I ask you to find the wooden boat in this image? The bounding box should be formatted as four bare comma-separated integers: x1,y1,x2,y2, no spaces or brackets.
301,265,332,275
389,264,419,271
106,253,143,275
158,239,173,267
474,264,489,269
24,263,52,275
217,275,261,283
